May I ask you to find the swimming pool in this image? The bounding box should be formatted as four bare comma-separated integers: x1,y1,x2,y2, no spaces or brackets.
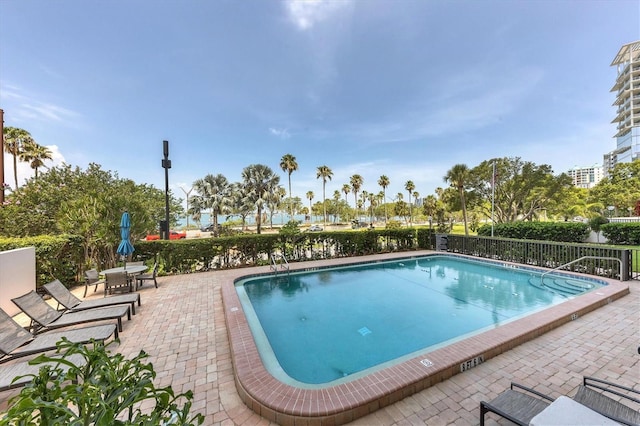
222,252,629,425
237,255,602,385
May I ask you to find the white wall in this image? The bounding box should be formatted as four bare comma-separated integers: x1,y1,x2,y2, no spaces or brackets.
0,247,36,316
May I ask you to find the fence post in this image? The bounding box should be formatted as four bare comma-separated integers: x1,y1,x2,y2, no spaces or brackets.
620,249,630,281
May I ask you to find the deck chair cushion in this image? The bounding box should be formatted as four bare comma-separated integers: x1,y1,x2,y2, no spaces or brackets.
0,353,86,392
1,307,115,363
480,382,553,426
43,279,140,315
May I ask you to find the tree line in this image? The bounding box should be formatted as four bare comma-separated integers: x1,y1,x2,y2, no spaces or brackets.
187,154,640,235
2,126,638,246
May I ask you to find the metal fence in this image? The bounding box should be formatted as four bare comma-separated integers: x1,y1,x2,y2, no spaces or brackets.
443,235,636,281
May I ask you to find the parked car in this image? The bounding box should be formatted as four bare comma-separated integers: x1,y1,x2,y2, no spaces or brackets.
308,225,323,232
145,230,187,241
351,220,369,229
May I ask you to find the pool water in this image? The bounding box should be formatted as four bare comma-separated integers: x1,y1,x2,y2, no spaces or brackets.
237,255,602,385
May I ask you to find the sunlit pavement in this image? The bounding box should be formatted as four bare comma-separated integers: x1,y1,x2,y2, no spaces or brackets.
1,254,638,425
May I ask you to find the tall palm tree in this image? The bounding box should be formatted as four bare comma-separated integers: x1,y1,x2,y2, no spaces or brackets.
377,175,390,224
342,184,351,203
279,153,298,218
3,127,34,189
241,164,280,234
405,180,415,227
20,140,53,179
350,174,363,218
316,165,333,228
306,191,314,221
444,163,470,235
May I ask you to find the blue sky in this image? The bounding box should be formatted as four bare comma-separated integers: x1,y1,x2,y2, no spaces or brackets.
1,0,639,208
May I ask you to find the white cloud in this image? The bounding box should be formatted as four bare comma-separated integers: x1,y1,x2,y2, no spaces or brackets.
284,0,352,30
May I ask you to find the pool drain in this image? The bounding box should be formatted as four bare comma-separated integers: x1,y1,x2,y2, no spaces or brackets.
357,327,372,336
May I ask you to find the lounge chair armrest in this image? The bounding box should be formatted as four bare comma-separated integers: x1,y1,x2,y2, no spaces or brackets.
511,382,555,402
583,377,640,404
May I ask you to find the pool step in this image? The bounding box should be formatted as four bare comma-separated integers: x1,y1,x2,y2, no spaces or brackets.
529,277,595,297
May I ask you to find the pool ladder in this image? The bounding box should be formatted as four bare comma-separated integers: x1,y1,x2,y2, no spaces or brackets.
270,253,290,275
540,256,623,285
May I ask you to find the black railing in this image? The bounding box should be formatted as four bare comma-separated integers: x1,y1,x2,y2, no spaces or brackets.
444,235,634,281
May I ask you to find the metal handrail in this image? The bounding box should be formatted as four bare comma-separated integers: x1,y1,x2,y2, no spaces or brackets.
270,253,289,274
540,256,623,284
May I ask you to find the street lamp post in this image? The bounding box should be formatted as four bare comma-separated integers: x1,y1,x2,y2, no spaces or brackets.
180,186,193,228
162,140,171,241
607,205,615,219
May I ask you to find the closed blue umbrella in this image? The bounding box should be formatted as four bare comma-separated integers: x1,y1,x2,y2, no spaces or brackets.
116,211,135,268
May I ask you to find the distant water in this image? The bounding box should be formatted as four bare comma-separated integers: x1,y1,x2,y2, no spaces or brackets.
177,213,330,229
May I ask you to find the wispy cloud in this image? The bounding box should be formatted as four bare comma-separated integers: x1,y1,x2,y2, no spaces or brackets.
269,127,291,139
284,0,352,30
1,83,81,125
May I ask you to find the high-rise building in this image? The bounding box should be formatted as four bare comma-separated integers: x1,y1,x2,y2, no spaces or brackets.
567,164,603,189
605,40,640,174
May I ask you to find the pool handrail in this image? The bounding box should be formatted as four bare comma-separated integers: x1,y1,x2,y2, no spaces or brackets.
540,256,623,285
270,253,289,274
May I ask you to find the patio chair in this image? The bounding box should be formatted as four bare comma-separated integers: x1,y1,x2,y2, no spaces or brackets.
83,269,105,297
104,271,133,296
43,279,140,315
0,308,115,364
1,353,86,392
572,376,640,426
480,382,554,426
11,291,130,336
136,263,158,289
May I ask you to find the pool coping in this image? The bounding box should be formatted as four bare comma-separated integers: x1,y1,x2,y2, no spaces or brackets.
221,251,631,426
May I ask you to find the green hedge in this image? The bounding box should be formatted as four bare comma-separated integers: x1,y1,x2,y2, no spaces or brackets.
0,235,84,288
477,222,589,242
1,229,437,287
601,222,640,245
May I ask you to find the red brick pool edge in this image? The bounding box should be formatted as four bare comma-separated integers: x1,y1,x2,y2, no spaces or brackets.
221,252,631,426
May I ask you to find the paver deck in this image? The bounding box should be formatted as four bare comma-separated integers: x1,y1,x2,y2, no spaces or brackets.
1,252,638,425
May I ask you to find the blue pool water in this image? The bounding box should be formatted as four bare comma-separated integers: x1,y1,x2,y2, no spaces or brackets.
236,255,603,385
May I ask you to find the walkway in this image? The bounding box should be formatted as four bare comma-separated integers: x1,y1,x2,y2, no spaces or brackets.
1,253,638,425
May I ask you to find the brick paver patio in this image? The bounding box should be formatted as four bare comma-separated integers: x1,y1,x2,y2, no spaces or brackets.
1,253,638,425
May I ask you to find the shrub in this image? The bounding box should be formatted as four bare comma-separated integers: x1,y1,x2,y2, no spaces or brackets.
601,222,640,245
0,339,204,425
0,235,83,288
477,222,589,242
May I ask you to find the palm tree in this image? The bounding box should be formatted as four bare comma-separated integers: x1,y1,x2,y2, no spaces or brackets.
20,140,53,179
350,174,363,218
241,164,280,234
316,165,333,228
367,192,377,224
268,186,287,228
341,184,351,203
306,191,314,221
377,175,390,224
192,173,231,230
405,180,415,226
444,164,470,235
279,153,298,218
3,127,34,189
